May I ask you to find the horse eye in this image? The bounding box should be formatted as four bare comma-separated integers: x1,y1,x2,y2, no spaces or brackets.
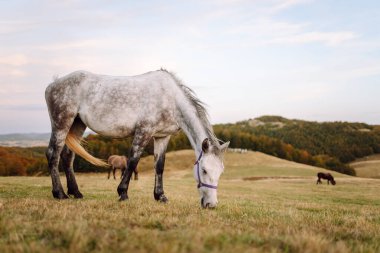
202,169,207,175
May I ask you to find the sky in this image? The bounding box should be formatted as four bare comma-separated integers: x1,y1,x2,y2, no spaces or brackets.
0,0,380,134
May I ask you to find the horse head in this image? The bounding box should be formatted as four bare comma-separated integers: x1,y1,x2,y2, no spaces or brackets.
194,138,229,209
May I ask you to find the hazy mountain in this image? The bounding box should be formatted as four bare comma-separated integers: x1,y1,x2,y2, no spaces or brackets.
0,131,94,147
0,133,50,147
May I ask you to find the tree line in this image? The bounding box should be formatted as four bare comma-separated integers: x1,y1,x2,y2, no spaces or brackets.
0,146,47,176
1,116,379,176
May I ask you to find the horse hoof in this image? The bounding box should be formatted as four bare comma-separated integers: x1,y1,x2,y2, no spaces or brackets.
74,193,83,199
117,186,126,196
68,188,83,199
52,190,69,199
154,193,168,203
119,192,128,201
69,191,83,199
159,195,168,203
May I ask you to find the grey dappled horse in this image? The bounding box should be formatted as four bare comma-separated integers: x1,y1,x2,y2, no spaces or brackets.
45,69,229,208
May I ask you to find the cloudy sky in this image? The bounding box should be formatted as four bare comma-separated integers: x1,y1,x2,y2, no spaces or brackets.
1,0,379,134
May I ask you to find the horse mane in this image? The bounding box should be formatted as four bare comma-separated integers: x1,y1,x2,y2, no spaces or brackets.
160,68,219,147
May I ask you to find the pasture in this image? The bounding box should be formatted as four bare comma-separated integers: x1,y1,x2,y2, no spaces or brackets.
0,150,379,253
351,154,380,179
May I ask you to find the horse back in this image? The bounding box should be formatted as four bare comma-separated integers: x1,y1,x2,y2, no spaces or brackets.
108,155,127,168
76,71,181,137
318,172,333,180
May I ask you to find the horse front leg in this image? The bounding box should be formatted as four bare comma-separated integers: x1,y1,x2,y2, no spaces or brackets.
153,136,171,203
117,132,151,201
134,169,139,180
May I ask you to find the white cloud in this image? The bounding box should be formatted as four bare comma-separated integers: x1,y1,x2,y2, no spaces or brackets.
287,84,332,102
269,0,313,13
0,67,27,77
0,54,29,66
0,20,38,35
227,19,307,36
343,65,380,79
268,31,357,46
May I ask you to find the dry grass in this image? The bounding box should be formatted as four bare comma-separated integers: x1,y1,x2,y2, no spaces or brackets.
0,150,379,253
350,154,380,179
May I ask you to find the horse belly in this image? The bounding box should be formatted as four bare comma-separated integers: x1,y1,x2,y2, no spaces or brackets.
78,105,137,137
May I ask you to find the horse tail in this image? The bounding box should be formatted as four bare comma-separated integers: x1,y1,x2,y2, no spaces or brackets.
65,131,109,167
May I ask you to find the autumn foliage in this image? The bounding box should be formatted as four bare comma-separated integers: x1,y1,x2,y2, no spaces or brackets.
0,146,47,176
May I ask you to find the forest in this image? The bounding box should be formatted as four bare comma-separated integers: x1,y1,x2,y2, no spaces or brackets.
1,116,380,176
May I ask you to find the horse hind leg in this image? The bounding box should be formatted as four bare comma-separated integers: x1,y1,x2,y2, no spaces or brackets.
60,117,86,198
46,120,78,199
120,167,125,179
108,168,111,179
46,129,69,199
153,136,171,203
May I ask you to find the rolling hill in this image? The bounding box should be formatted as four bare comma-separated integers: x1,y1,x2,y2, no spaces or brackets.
131,149,347,181
231,116,380,164
350,154,380,179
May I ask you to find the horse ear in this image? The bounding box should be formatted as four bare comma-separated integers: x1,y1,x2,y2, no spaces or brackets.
202,138,210,153
219,141,230,153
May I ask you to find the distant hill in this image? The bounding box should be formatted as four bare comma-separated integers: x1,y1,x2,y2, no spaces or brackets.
0,131,93,147
234,116,380,163
0,133,50,147
213,116,380,176
350,154,380,179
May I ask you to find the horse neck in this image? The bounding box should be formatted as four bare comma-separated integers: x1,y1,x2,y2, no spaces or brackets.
178,109,214,158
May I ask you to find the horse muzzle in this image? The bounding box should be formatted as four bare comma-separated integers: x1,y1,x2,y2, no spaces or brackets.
201,197,217,209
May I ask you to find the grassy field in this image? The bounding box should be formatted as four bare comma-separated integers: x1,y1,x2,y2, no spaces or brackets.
0,150,379,253
350,154,380,179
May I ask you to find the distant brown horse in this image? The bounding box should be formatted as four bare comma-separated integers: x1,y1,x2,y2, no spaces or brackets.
316,172,336,185
108,155,138,180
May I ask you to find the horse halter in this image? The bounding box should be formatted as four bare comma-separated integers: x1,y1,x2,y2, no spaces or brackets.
194,151,218,189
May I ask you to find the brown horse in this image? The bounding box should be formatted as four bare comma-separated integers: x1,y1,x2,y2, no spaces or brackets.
108,155,138,180
316,172,336,185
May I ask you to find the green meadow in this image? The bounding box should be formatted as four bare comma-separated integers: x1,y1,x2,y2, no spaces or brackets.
0,150,379,253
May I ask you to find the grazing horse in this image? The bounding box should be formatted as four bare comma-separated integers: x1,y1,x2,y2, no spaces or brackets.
108,155,138,180
45,69,229,208
316,172,336,185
